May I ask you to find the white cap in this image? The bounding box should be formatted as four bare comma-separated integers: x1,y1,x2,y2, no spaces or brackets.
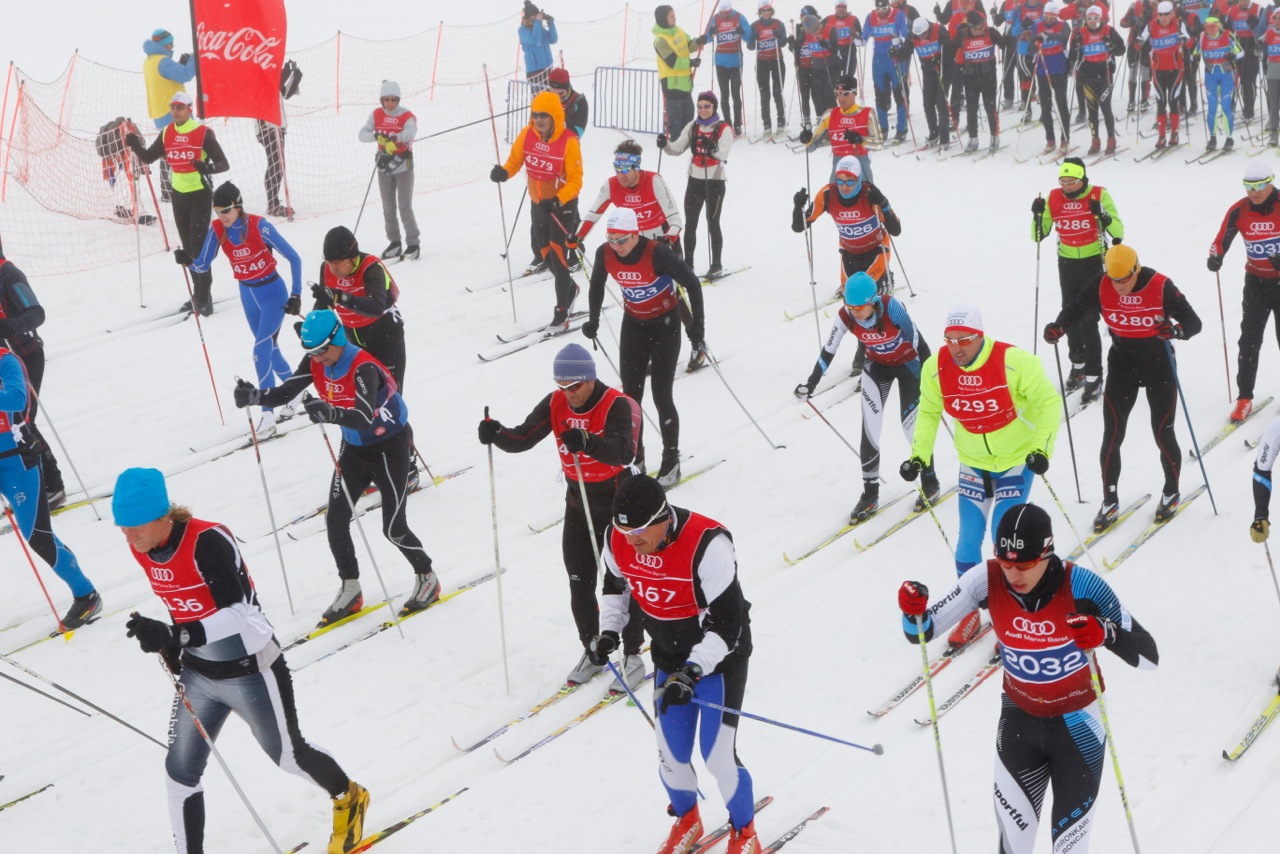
834,155,862,178
1086,4,1104,15
758,0,771,7
1044,2,1062,14
169,91,194,107
944,303,984,336
717,0,733,11
1244,160,1275,183
380,80,401,99
912,16,930,34
1157,1,1173,12
606,207,640,233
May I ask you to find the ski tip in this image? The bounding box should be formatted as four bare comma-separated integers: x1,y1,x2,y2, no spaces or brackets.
872,743,885,755
1222,749,1234,761
450,736,466,752
782,553,797,565
492,747,512,764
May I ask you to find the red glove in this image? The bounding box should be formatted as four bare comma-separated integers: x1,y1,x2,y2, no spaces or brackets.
898,581,930,616
1065,612,1111,650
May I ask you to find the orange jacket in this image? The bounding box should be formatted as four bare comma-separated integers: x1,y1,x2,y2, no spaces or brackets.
499,91,583,204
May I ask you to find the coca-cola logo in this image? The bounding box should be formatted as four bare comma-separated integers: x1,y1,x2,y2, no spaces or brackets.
197,23,280,71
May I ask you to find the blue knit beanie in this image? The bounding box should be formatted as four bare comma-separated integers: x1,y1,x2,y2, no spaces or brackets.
113,467,170,526
151,29,175,49
553,343,596,384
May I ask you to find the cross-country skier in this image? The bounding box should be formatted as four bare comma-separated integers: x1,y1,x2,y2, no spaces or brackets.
798,74,882,184
954,11,1003,150
1136,1,1190,148
233,310,439,628
1249,412,1280,542
1030,2,1074,154
898,502,1157,854
1194,14,1243,150
657,91,736,277
582,208,706,486
911,16,954,148
902,303,1061,646
0,344,99,628
749,2,790,135
792,9,838,130
1031,156,1125,403
548,68,589,137
699,0,753,135
1044,243,1202,528
1067,5,1126,154
125,91,230,317
1207,161,1280,422
575,141,684,256
824,1,863,76
794,271,941,521
591,474,758,854
865,0,913,142
358,80,420,262
181,181,303,436
653,5,702,138
113,467,369,854
1120,0,1155,111
1262,8,1280,146
478,344,648,691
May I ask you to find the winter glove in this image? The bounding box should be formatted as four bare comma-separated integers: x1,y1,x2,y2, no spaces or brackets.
793,187,810,208
233,379,261,409
125,613,176,654
1043,323,1066,344
1088,198,1113,229
489,164,508,183
174,248,193,266
194,160,214,178
794,382,815,400
1065,612,1113,650
1030,196,1045,216
1252,518,1270,543
656,133,669,149
848,129,864,144
798,127,814,144
179,52,192,65
934,2,944,17
564,234,580,252
125,132,143,152
697,34,710,45
687,322,705,345
1207,253,1223,272
898,580,930,616
1155,319,1183,340
1111,236,1123,245
540,196,563,216
478,418,502,445
581,319,599,340
331,290,353,307
1025,451,1050,475
586,631,619,666
560,428,591,454
900,457,925,481
302,397,340,424
309,281,329,302
0,319,14,341
659,663,703,713
689,57,702,69
284,294,302,316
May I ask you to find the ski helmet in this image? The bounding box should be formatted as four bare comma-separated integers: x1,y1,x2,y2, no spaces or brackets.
212,181,242,210
612,474,671,529
1105,244,1139,281
112,467,170,527
995,503,1054,563
844,272,878,306
300,309,347,353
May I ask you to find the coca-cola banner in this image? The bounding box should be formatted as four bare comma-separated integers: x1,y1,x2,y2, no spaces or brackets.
192,0,287,123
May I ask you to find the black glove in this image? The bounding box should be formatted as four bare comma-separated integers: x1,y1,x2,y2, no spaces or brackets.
125,132,143,151
194,160,214,178
1031,197,1045,216
659,663,703,713
697,34,710,45
1111,236,1123,245
687,323,705,345
478,418,502,445
310,281,329,302
656,133,669,149
564,234,580,253
586,631,619,666
1025,451,1050,475
125,613,175,654
303,397,340,424
0,319,14,341
581,319,599,340
901,457,926,481
179,52,192,65
560,428,591,454
934,2,944,17
174,248,193,266
799,128,814,144
1089,198,1113,228
1155,319,1183,340
490,164,508,183
793,187,810,208
540,196,563,216
1043,323,1065,344
332,290,353,306
284,294,302,316
689,57,701,69
233,379,261,408
848,129,864,144
794,382,816,400
1207,254,1223,272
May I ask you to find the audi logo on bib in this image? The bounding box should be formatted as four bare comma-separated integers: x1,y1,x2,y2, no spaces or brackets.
1250,221,1277,233
150,566,175,582
624,194,641,204
615,271,645,282
1012,616,1055,636
1119,294,1142,305
232,246,252,259
957,374,984,387
534,141,550,153
635,553,663,569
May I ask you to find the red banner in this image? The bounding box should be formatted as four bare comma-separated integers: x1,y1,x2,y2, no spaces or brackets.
192,0,287,123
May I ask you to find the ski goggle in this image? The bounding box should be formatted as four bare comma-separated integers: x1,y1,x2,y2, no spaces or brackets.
613,153,642,173
606,231,636,244
531,111,551,120
834,176,859,187
615,503,671,537
556,379,586,392
304,329,340,356
1111,267,1138,284
944,332,981,345
213,205,237,215
834,86,855,96
1086,13,1102,21
997,556,1044,571
1245,178,1274,191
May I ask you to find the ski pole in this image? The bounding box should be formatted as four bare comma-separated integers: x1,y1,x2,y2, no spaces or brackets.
1086,652,1143,854
352,159,378,236
912,613,960,854
11,379,99,520
484,406,511,695
0,652,166,748
589,327,663,438
1164,338,1218,514
690,696,883,753
605,658,656,729
2,500,67,637
311,399,405,638
242,397,295,616
572,453,604,578
500,185,528,261
1050,343,1085,504
1214,269,1233,402
0,666,89,718
803,398,862,460
483,63,519,324
701,342,786,450
1039,473,1101,569
1034,197,1043,355
883,227,916,298
161,658,285,854
804,144,823,347
911,473,955,557
1264,541,1280,614
179,267,225,426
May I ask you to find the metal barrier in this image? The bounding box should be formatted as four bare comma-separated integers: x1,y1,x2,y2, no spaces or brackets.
592,66,662,136
505,79,533,144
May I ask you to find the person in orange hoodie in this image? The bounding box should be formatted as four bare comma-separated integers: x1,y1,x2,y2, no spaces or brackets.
490,91,584,327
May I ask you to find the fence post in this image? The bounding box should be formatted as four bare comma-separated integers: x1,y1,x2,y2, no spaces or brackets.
1,81,24,202
430,23,444,101
335,32,342,114
55,51,78,143
622,4,630,68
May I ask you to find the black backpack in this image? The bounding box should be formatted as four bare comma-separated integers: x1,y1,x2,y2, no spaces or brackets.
280,59,302,100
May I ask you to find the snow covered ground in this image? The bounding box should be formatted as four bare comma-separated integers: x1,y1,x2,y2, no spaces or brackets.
4,2,1280,852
